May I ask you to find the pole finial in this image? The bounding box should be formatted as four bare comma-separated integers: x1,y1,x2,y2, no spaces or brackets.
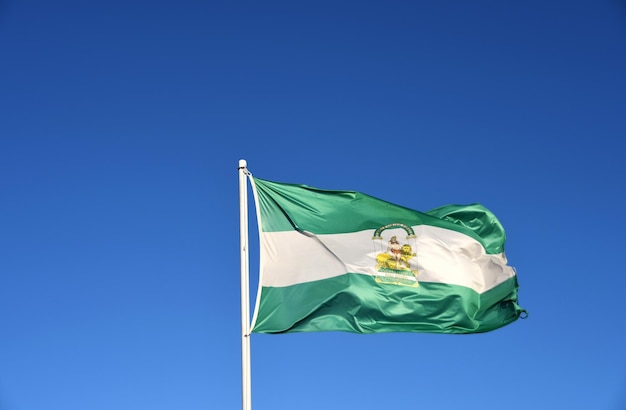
239,159,247,169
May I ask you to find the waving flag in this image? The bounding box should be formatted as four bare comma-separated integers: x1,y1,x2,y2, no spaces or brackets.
249,176,525,334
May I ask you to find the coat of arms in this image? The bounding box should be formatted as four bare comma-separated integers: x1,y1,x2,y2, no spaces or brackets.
372,223,419,287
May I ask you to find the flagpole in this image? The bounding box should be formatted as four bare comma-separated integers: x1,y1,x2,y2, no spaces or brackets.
238,159,251,410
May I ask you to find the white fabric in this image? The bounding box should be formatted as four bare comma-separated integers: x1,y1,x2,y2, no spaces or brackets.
259,225,515,294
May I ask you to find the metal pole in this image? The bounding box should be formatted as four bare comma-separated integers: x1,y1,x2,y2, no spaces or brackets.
238,159,251,410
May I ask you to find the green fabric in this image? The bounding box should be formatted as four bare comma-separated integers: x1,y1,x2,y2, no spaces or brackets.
250,176,525,334
252,274,523,334
253,177,507,254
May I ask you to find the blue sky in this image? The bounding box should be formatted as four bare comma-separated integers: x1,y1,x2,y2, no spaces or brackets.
1,1,625,409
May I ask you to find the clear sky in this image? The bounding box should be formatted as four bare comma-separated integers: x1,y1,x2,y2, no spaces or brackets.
1,1,625,409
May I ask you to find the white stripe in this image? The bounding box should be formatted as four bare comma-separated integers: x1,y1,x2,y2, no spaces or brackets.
260,225,515,294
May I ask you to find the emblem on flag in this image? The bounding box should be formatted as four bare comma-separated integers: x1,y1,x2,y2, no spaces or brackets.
372,223,419,287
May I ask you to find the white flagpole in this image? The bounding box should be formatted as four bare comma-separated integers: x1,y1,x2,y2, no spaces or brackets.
238,159,251,410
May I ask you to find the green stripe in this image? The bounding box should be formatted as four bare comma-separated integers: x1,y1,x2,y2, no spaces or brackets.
253,177,507,254
251,274,523,334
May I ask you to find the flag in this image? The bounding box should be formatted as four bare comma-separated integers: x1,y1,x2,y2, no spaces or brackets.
249,176,526,334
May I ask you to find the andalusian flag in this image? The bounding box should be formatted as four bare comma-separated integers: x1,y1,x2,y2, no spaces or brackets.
249,176,526,334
